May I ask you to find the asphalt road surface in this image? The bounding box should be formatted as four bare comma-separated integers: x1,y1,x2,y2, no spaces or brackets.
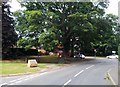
0,57,118,86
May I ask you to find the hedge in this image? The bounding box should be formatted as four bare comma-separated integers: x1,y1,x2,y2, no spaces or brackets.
118,45,120,61
2,48,38,59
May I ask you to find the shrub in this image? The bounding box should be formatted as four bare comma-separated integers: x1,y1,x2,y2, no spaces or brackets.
2,48,38,59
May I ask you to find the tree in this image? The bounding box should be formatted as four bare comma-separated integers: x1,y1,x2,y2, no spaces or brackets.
14,9,45,49
92,14,120,56
44,2,109,56
38,29,58,51
2,2,18,58
15,2,114,57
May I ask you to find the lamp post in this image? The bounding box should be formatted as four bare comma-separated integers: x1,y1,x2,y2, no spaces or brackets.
94,49,97,58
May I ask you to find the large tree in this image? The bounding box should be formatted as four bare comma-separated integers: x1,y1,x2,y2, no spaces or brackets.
91,14,120,55
2,2,18,58
14,1,120,57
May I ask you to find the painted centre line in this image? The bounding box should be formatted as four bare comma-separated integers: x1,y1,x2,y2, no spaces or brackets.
64,79,72,85
86,65,94,70
74,70,84,77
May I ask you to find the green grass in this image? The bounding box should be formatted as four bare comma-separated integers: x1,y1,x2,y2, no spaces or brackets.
0,62,48,75
40,55,57,58
0,55,65,75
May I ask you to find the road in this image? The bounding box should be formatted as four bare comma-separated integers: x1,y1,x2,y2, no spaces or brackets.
0,57,118,86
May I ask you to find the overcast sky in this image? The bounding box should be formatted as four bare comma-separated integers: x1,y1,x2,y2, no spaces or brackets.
9,0,120,16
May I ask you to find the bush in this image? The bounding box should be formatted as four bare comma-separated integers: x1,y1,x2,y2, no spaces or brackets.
118,45,120,61
2,48,38,59
24,55,58,63
39,55,58,63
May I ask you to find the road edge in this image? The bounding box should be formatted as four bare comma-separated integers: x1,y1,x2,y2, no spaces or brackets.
107,69,117,85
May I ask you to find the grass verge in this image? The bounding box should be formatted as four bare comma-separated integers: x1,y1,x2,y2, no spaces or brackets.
0,62,48,75
0,55,69,75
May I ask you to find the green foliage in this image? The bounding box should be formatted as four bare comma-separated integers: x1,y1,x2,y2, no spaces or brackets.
118,45,120,61
2,2,18,58
14,9,45,49
38,29,58,51
89,14,120,56
13,2,119,56
17,38,36,50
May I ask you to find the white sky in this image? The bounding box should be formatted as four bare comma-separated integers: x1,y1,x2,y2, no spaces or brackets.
105,0,120,16
9,0,120,16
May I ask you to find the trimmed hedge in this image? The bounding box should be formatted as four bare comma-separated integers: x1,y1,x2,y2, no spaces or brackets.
2,48,38,59
23,55,58,63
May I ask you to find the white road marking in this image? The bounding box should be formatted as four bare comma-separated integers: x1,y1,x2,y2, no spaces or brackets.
9,79,18,83
86,65,94,70
9,83,15,85
1,72,48,85
74,70,84,77
14,80,22,84
24,78,29,81
64,79,72,85
0,83,8,86
39,72,47,75
17,78,24,80
9,80,22,85
9,78,24,84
